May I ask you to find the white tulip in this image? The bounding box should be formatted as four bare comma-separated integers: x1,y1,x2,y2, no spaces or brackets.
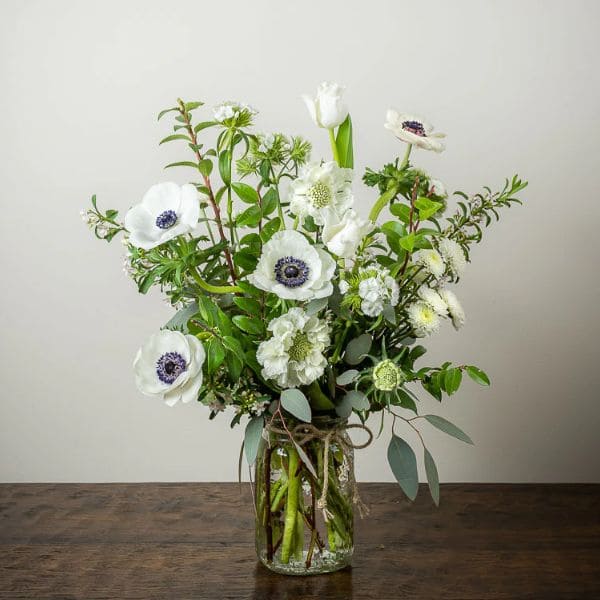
302,82,349,129
322,209,374,259
124,182,201,250
133,329,206,407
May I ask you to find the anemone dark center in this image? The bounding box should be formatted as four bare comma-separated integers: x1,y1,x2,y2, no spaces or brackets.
155,210,178,229
156,352,187,384
274,256,309,288
402,120,426,137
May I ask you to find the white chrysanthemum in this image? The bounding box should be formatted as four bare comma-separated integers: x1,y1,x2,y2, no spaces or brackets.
248,230,336,301
133,330,206,407
288,161,354,225
256,308,330,388
417,286,448,316
413,248,446,279
438,238,467,278
302,81,349,129
322,209,374,259
429,178,448,199
124,183,201,250
357,266,400,317
406,302,441,337
384,109,446,152
440,288,466,330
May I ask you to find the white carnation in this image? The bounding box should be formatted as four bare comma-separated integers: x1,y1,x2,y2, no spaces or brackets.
133,329,206,407
256,308,330,388
357,266,399,317
288,161,354,226
406,302,441,337
124,182,201,250
440,288,466,330
417,286,448,316
413,248,445,279
248,230,335,301
438,238,467,278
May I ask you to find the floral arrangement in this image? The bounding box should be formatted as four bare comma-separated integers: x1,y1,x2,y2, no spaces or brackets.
83,81,526,573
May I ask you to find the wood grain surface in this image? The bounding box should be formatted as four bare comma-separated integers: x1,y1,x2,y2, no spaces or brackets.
0,483,598,599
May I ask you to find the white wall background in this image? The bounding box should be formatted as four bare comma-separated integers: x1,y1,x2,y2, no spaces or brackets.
1,0,599,483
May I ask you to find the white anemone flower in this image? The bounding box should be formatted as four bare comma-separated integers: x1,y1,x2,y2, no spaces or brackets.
413,248,446,279
438,238,467,278
133,329,206,407
289,161,354,226
417,286,448,316
357,266,400,317
302,82,348,129
256,307,330,388
248,230,336,301
124,183,201,250
322,209,374,259
406,302,441,337
440,289,466,330
384,109,446,152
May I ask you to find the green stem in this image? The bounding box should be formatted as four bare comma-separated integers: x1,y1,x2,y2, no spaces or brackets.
280,445,300,563
190,267,242,294
400,143,412,169
369,185,398,223
328,128,340,164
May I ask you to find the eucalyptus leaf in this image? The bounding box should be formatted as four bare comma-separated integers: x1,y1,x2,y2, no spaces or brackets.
387,435,419,501
163,301,198,333
345,390,370,411
344,333,372,365
424,447,440,506
281,389,311,423
336,370,360,386
424,415,473,444
244,416,264,465
306,297,329,316
334,394,353,418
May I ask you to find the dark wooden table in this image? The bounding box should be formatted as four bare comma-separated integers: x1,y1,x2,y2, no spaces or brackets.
0,483,598,599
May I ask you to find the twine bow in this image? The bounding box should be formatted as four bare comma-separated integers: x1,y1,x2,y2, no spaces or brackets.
266,421,373,522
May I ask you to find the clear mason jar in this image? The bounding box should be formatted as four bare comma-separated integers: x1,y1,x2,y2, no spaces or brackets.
254,416,355,575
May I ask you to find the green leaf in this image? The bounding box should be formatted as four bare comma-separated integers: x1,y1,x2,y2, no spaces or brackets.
415,197,444,221
198,159,213,177
244,416,264,465
163,301,199,333
232,315,264,336
345,389,369,411
157,107,178,120
390,203,411,224
336,370,360,385
164,161,199,170
236,205,262,228
335,394,353,418
466,366,490,386
261,188,279,216
382,304,396,325
424,415,473,444
194,121,216,133
444,368,462,395
399,232,416,252
344,333,372,365
335,114,354,168
306,297,328,316
222,335,245,363
159,134,190,145
233,297,261,314
260,217,281,242
206,340,226,374
387,435,419,501
293,442,318,478
219,150,231,185
281,389,311,423
232,182,259,204
396,388,418,413
424,447,440,506
184,101,204,111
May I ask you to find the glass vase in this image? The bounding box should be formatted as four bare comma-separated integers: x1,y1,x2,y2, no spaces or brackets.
254,416,355,575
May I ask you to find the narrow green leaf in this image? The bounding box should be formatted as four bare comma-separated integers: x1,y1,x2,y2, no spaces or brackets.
206,340,226,374
424,415,473,444
466,366,491,386
194,121,217,133
244,416,264,465
387,435,419,501
218,150,231,185
281,389,311,423
157,107,178,120
424,447,440,506
164,161,198,170
232,315,264,336
184,101,204,111
233,297,261,314
222,335,245,362
159,134,190,145
294,442,318,478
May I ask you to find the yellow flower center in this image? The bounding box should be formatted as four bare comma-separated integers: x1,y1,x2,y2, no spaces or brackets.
307,181,332,208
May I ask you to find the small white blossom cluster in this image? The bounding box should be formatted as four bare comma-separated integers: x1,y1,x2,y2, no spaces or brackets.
213,101,256,123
